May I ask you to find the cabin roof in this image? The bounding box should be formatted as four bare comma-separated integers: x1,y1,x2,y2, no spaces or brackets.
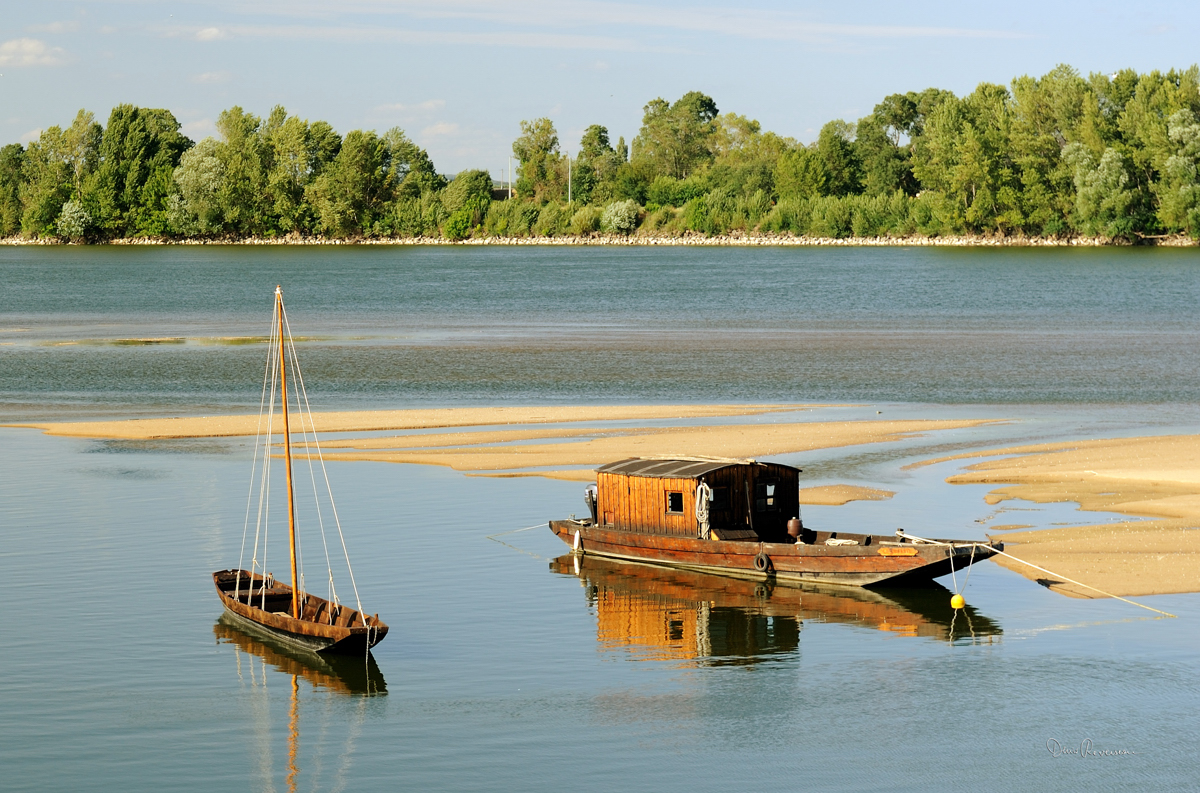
596,457,799,479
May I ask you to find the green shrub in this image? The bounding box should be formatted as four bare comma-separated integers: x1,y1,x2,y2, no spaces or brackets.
570,204,602,235
600,199,640,234
533,202,568,236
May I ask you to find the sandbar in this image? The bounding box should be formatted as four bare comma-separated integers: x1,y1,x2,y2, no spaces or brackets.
10,404,824,440
307,419,990,473
796,485,895,506
918,434,1200,597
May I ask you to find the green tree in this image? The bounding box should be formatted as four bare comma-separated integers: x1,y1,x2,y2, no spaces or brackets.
306,129,393,237
172,138,227,235
775,147,827,200
86,105,191,237
213,106,269,235
512,118,562,201
631,91,719,179
19,125,73,236
0,144,24,236
1064,143,1146,238
814,120,862,197
1157,109,1200,235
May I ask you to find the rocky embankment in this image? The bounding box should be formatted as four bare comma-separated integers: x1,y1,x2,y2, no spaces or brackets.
2,232,1195,246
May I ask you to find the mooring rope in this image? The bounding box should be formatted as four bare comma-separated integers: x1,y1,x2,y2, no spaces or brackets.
983,546,1177,618
896,529,1177,619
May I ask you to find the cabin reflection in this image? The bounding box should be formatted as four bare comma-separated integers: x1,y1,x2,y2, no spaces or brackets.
551,555,1001,665
214,613,387,696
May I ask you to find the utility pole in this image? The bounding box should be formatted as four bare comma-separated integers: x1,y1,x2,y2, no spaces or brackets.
567,151,572,205
508,156,512,199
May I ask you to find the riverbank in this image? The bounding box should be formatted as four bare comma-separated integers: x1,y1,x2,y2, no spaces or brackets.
3,231,1195,247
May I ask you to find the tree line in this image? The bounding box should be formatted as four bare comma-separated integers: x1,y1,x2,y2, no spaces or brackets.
4,64,1200,243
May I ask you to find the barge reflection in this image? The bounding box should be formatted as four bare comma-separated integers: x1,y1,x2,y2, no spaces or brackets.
551,554,1001,665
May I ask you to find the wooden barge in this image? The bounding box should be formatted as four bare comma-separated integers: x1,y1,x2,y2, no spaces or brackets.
549,457,1001,588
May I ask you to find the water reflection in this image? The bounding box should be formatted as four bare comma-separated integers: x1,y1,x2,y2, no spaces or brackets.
214,613,387,695
551,555,1001,664
214,615,385,793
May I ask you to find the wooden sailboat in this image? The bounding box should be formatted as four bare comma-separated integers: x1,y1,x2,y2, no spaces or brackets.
213,287,387,655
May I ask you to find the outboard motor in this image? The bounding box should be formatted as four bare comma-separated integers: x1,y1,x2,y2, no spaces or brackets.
584,483,598,524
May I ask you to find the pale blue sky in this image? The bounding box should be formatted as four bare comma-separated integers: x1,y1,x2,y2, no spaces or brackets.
2,1,1198,176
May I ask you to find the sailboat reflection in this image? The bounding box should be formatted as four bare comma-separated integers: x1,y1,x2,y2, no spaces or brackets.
215,615,385,793
215,613,387,696
551,554,1001,664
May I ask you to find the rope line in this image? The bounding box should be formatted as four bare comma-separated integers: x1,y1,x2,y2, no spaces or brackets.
281,300,364,620
895,529,1177,619
984,546,1177,619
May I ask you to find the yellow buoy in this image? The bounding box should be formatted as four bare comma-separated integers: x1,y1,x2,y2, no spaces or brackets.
950,594,965,610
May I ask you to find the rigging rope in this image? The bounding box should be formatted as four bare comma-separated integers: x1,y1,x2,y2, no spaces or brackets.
237,306,277,601
281,301,365,620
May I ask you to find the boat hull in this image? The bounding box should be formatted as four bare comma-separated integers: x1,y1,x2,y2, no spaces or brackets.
549,521,1000,588
212,570,387,655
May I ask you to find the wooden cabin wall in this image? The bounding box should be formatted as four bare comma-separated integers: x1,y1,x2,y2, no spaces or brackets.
697,464,800,540
597,463,800,540
597,472,700,536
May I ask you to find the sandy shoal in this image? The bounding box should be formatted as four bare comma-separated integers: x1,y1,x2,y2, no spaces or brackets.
918,434,1200,597
797,485,895,506
10,404,825,439
310,419,990,472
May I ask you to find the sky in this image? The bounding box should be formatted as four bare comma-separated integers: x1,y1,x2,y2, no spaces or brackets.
2,0,1199,177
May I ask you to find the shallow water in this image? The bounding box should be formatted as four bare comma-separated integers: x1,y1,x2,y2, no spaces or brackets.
2,245,1199,791
4,245,1200,418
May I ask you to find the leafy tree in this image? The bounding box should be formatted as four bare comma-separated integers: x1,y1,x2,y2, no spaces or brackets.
1117,67,1200,195
0,144,24,236
19,125,74,236
213,106,269,235
1006,65,1091,234
307,129,393,237
85,105,190,237
814,120,861,197
1157,109,1200,235
1065,143,1146,238
775,147,828,200
632,91,719,179
512,118,562,201
441,168,492,237
172,138,226,235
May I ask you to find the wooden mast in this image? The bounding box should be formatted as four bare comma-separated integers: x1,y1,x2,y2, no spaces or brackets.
277,286,301,620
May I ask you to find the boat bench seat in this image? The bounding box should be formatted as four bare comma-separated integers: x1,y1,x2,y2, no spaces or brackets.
710,527,760,541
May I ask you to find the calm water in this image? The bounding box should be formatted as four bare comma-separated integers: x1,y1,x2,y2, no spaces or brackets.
3,245,1200,418
3,245,1200,791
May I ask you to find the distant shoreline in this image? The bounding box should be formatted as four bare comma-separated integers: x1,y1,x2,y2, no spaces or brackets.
2,232,1197,247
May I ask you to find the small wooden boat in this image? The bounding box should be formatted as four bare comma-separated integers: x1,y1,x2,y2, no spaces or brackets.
549,457,1001,588
212,287,387,655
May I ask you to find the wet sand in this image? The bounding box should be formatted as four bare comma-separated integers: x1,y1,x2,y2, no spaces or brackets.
301,419,989,474
10,404,823,439
917,435,1200,597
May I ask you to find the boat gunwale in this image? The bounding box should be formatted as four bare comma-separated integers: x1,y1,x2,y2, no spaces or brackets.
213,569,388,646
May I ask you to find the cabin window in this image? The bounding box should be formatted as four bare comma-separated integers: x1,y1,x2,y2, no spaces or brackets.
710,486,730,509
755,481,780,512
666,491,684,514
